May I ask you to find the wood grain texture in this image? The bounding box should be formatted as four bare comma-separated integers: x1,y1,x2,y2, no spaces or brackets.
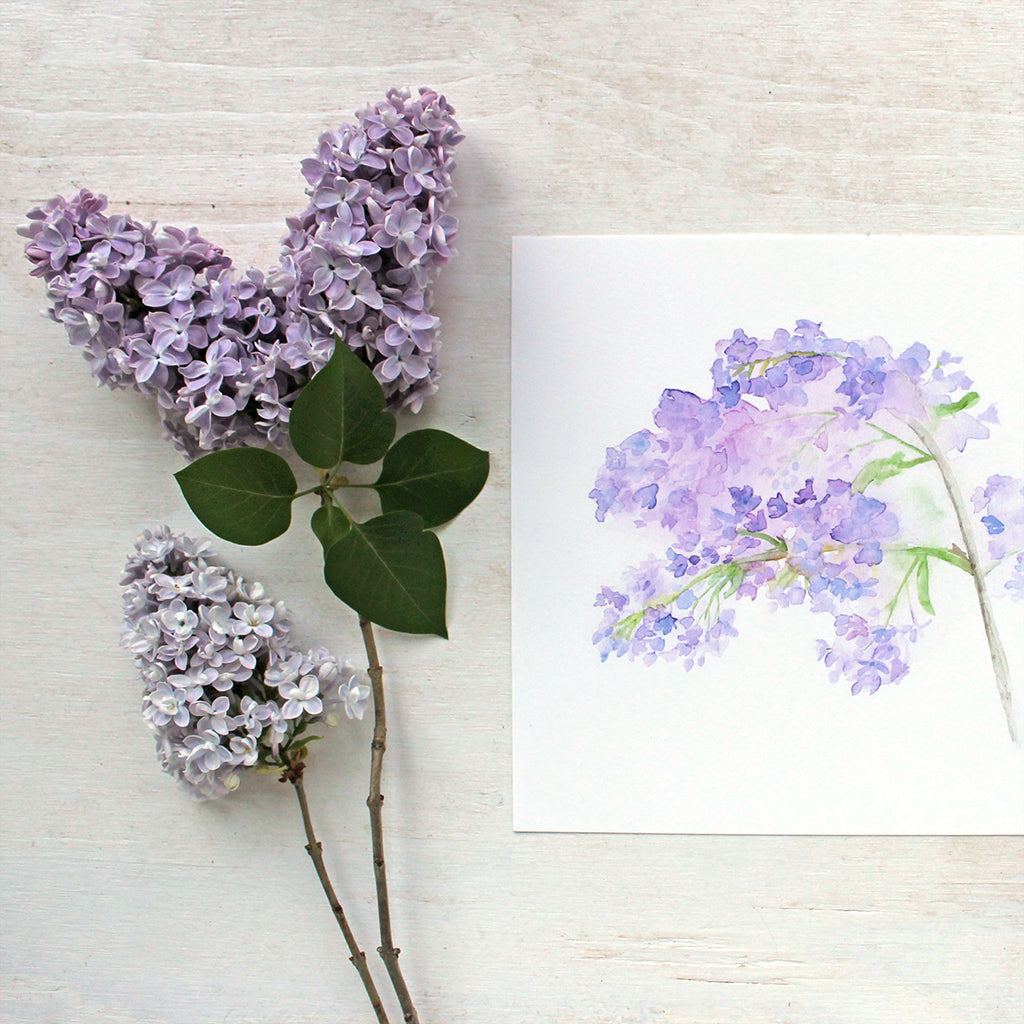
1,1,1021,1021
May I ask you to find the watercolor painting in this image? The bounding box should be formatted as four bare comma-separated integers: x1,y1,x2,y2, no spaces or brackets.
511,236,1023,834
589,320,1021,743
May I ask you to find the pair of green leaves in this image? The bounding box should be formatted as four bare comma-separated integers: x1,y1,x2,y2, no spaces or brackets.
175,343,489,638
889,544,972,621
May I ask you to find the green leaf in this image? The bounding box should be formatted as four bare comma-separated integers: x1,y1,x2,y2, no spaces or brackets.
323,512,448,637
613,609,645,640
289,341,396,469
285,733,322,751
900,544,973,576
737,529,787,551
935,391,980,418
720,561,746,598
915,557,935,615
174,448,297,545
372,429,490,528
852,450,933,492
310,503,351,552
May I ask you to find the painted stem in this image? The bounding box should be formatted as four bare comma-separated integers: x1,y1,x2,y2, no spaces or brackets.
359,616,420,1024
909,423,1018,743
285,763,391,1024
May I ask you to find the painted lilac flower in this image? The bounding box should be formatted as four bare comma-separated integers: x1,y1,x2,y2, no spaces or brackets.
817,615,915,694
122,526,367,799
973,475,1024,562
973,475,1024,600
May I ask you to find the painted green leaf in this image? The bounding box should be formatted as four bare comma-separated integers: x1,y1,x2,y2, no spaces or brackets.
903,544,973,576
372,429,490,528
613,609,645,640
310,503,351,552
915,557,935,615
853,451,933,492
323,512,448,637
738,529,787,551
935,391,980,418
174,448,297,545
289,341,396,469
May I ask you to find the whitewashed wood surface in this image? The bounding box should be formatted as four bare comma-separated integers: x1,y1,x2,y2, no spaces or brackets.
2,2,1022,1022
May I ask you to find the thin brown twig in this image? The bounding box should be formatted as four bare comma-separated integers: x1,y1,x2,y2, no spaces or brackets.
284,761,392,1024
359,616,420,1024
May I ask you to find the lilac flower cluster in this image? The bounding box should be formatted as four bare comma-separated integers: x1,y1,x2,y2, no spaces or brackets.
122,526,369,799
815,614,915,695
973,474,1024,600
592,321,1007,695
21,88,462,457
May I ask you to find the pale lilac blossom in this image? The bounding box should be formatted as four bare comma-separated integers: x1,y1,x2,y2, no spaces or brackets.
121,527,366,799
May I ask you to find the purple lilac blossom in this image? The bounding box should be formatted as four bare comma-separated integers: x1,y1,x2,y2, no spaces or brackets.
973,474,1024,600
21,87,462,458
592,321,1007,696
122,526,369,799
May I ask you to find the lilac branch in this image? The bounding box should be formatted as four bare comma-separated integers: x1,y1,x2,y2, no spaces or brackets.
284,762,392,1024
909,422,1018,743
359,616,420,1024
